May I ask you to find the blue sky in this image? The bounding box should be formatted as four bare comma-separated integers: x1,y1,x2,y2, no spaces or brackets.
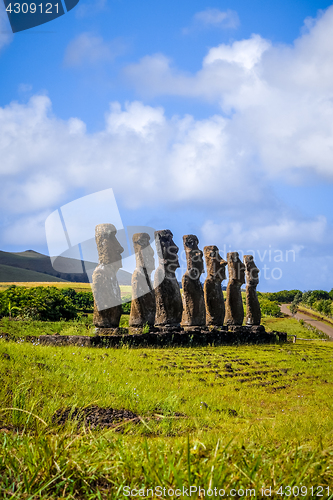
0,0,333,292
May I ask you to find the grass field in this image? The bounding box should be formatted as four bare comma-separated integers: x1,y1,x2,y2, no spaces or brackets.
1,337,333,498
0,282,133,298
262,316,329,339
1,285,332,498
0,313,327,342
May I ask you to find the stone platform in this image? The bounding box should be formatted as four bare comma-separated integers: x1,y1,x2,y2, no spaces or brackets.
39,326,287,348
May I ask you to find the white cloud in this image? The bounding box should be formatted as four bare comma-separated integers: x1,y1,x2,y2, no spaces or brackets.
64,33,124,67
1,5,333,274
201,216,331,250
203,34,270,69
106,101,165,136
75,0,106,19
184,8,239,33
0,2,13,52
125,5,333,184
1,91,330,266
3,211,52,246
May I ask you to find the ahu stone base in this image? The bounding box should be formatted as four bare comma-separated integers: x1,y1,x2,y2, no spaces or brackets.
39,325,287,348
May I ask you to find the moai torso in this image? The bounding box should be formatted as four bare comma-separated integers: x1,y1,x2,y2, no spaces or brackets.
153,230,183,327
244,255,261,326
225,252,245,326
92,224,124,328
181,235,206,327
129,233,156,327
203,245,227,327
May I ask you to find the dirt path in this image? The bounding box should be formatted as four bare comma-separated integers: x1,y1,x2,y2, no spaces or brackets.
280,304,333,338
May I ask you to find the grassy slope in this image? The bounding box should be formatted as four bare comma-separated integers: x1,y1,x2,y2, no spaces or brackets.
0,250,132,285
1,339,333,498
262,315,329,339
298,305,333,327
0,264,68,283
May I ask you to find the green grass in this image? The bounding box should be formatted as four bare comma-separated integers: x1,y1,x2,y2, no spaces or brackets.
1,337,333,498
0,316,95,339
0,315,135,339
262,316,329,339
0,311,327,344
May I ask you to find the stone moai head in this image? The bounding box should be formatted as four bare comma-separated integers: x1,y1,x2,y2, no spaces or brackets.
95,223,124,271
154,229,180,275
183,234,204,280
204,245,227,281
244,255,259,287
227,252,245,285
132,232,155,273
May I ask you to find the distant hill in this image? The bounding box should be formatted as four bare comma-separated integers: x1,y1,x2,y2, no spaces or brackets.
0,250,132,285
0,263,67,282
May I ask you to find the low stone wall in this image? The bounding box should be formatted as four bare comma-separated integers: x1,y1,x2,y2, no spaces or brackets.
39,326,287,348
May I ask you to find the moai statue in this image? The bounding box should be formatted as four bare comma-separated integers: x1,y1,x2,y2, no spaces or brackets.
224,252,245,326
92,224,124,329
154,229,183,327
203,245,227,327
181,235,206,327
244,255,261,326
129,233,156,328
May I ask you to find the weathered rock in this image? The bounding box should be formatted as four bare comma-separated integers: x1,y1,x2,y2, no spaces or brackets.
181,235,206,327
154,229,183,327
203,245,227,327
92,224,124,328
129,233,156,327
225,252,245,326
244,255,261,326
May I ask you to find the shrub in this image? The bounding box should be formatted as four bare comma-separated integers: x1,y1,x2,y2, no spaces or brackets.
258,297,281,317
0,286,77,321
314,299,332,316
122,295,132,314
289,302,298,316
262,290,302,303
311,290,330,301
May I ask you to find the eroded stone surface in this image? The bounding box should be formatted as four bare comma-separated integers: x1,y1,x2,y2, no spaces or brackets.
204,245,227,327
129,233,156,327
244,255,261,326
92,224,124,328
181,235,206,327
225,252,245,326
154,229,183,327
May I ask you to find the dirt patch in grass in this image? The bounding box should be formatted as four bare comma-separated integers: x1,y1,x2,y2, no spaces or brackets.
52,405,139,429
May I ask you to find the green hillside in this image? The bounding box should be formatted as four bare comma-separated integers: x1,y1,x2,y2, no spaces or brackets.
11,250,48,259
0,250,132,285
0,263,67,282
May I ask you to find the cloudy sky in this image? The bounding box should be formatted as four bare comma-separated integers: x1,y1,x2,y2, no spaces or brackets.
1,0,333,291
